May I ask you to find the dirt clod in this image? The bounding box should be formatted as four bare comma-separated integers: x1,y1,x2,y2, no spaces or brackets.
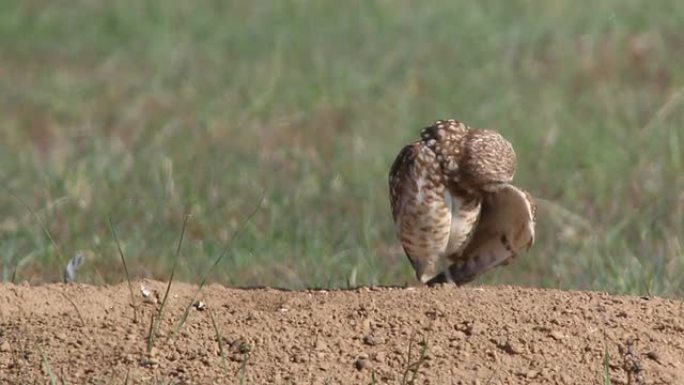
363,334,378,346
646,351,661,363
549,330,565,341
354,356,370,371
499,339,525,355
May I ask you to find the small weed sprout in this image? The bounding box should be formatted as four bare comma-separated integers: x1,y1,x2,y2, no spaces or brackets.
63,253,85,283
401,333,429,385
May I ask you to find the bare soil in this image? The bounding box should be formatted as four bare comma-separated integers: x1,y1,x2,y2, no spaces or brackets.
1,281,683,384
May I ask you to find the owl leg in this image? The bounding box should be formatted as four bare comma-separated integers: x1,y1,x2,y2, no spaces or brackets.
426,259,481,287
425,261,468,286
426,249,515,287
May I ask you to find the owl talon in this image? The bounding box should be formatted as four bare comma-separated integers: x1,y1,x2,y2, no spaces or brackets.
425,273,450,287
425,269,472,287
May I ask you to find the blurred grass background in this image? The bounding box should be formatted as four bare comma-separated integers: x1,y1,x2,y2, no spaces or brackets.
1,0,682,295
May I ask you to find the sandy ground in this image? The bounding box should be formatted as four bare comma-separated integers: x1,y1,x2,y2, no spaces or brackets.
1,281,683,384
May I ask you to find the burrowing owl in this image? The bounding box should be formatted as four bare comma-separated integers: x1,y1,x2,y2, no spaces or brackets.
388,119,536,286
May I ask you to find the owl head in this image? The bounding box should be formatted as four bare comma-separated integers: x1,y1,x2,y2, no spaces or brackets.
459,129,517,190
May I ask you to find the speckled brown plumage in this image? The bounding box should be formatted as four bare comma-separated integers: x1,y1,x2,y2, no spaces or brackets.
389,119,536,285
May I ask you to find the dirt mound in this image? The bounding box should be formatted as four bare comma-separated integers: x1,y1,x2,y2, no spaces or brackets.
0,281,683,384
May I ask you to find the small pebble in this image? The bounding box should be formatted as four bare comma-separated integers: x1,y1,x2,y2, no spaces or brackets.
363,334,377,346
354,357,370,371
549,330,565,341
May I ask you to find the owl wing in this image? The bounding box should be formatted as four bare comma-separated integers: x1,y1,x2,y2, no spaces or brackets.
389,142,453,283
418,119,483,266
427,183,536,286
419,119,469,183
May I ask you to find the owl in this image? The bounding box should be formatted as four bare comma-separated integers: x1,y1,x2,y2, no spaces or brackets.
388,119,536,286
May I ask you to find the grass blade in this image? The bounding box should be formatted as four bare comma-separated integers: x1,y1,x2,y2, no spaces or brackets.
147,211,191,353
41,348,58,385
8,190,66,274
603,343,612,385
167,194,264,343
208,307,229,372
108,215,139,322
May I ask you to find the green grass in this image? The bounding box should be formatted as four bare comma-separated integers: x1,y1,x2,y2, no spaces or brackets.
40,347,58,385
401,334,428,385
1,0,683,295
